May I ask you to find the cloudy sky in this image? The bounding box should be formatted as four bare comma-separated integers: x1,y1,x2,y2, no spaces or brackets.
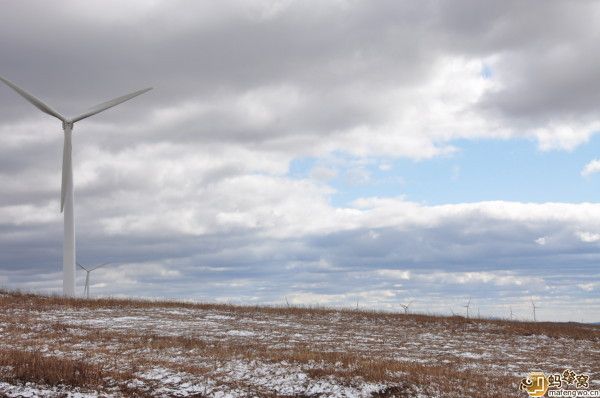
1,0,599,322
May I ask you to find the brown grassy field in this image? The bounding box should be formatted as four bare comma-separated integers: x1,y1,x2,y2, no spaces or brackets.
0,290,598,397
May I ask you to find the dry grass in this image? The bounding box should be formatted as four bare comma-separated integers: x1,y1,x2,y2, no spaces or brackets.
2,289,596,340
0,349,108,387
0,288,598,397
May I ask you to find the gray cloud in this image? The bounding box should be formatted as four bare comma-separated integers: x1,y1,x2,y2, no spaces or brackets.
1,0,599,321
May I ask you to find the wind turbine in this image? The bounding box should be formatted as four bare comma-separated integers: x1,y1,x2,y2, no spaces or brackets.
77,261,109,299
463,297,472,319
399,300,413,315
0,76,151,296
530,297,539,322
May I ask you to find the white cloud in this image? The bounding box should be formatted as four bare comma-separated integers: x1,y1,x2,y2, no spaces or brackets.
376,269,411,280
534,122,600,152
367,230,380,239
535,237,547,245
577,231,600,243
414,271,535,287
98,262,183,288
581,159,600,176
578,282,598,292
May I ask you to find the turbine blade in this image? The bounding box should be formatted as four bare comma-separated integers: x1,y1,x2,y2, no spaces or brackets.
77,262,89,271
0,76,65,121
91,262,110,271
60,133,72,212
70,87,152,123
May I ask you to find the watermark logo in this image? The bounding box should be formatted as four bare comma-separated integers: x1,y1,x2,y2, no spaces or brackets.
520,369,597,397
520,372,548,397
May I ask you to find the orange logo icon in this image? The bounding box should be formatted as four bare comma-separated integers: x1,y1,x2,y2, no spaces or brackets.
520,372,548,397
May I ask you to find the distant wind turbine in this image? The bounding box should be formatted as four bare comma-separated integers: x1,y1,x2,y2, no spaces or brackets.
399,300,413,315
0,76,151,296
530,297,539,322
77,262,109,299
463,297,472,319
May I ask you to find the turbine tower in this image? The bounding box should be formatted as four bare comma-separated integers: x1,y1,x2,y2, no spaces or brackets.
0,76,151,296
77,262,109,299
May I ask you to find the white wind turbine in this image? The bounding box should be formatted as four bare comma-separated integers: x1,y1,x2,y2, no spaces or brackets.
463,296,472,319
77,261,109,299
399,300,413,315
530,297,539,322
0,76,151,296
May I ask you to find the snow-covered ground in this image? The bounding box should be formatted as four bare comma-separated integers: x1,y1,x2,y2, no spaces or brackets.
0,292,598,397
